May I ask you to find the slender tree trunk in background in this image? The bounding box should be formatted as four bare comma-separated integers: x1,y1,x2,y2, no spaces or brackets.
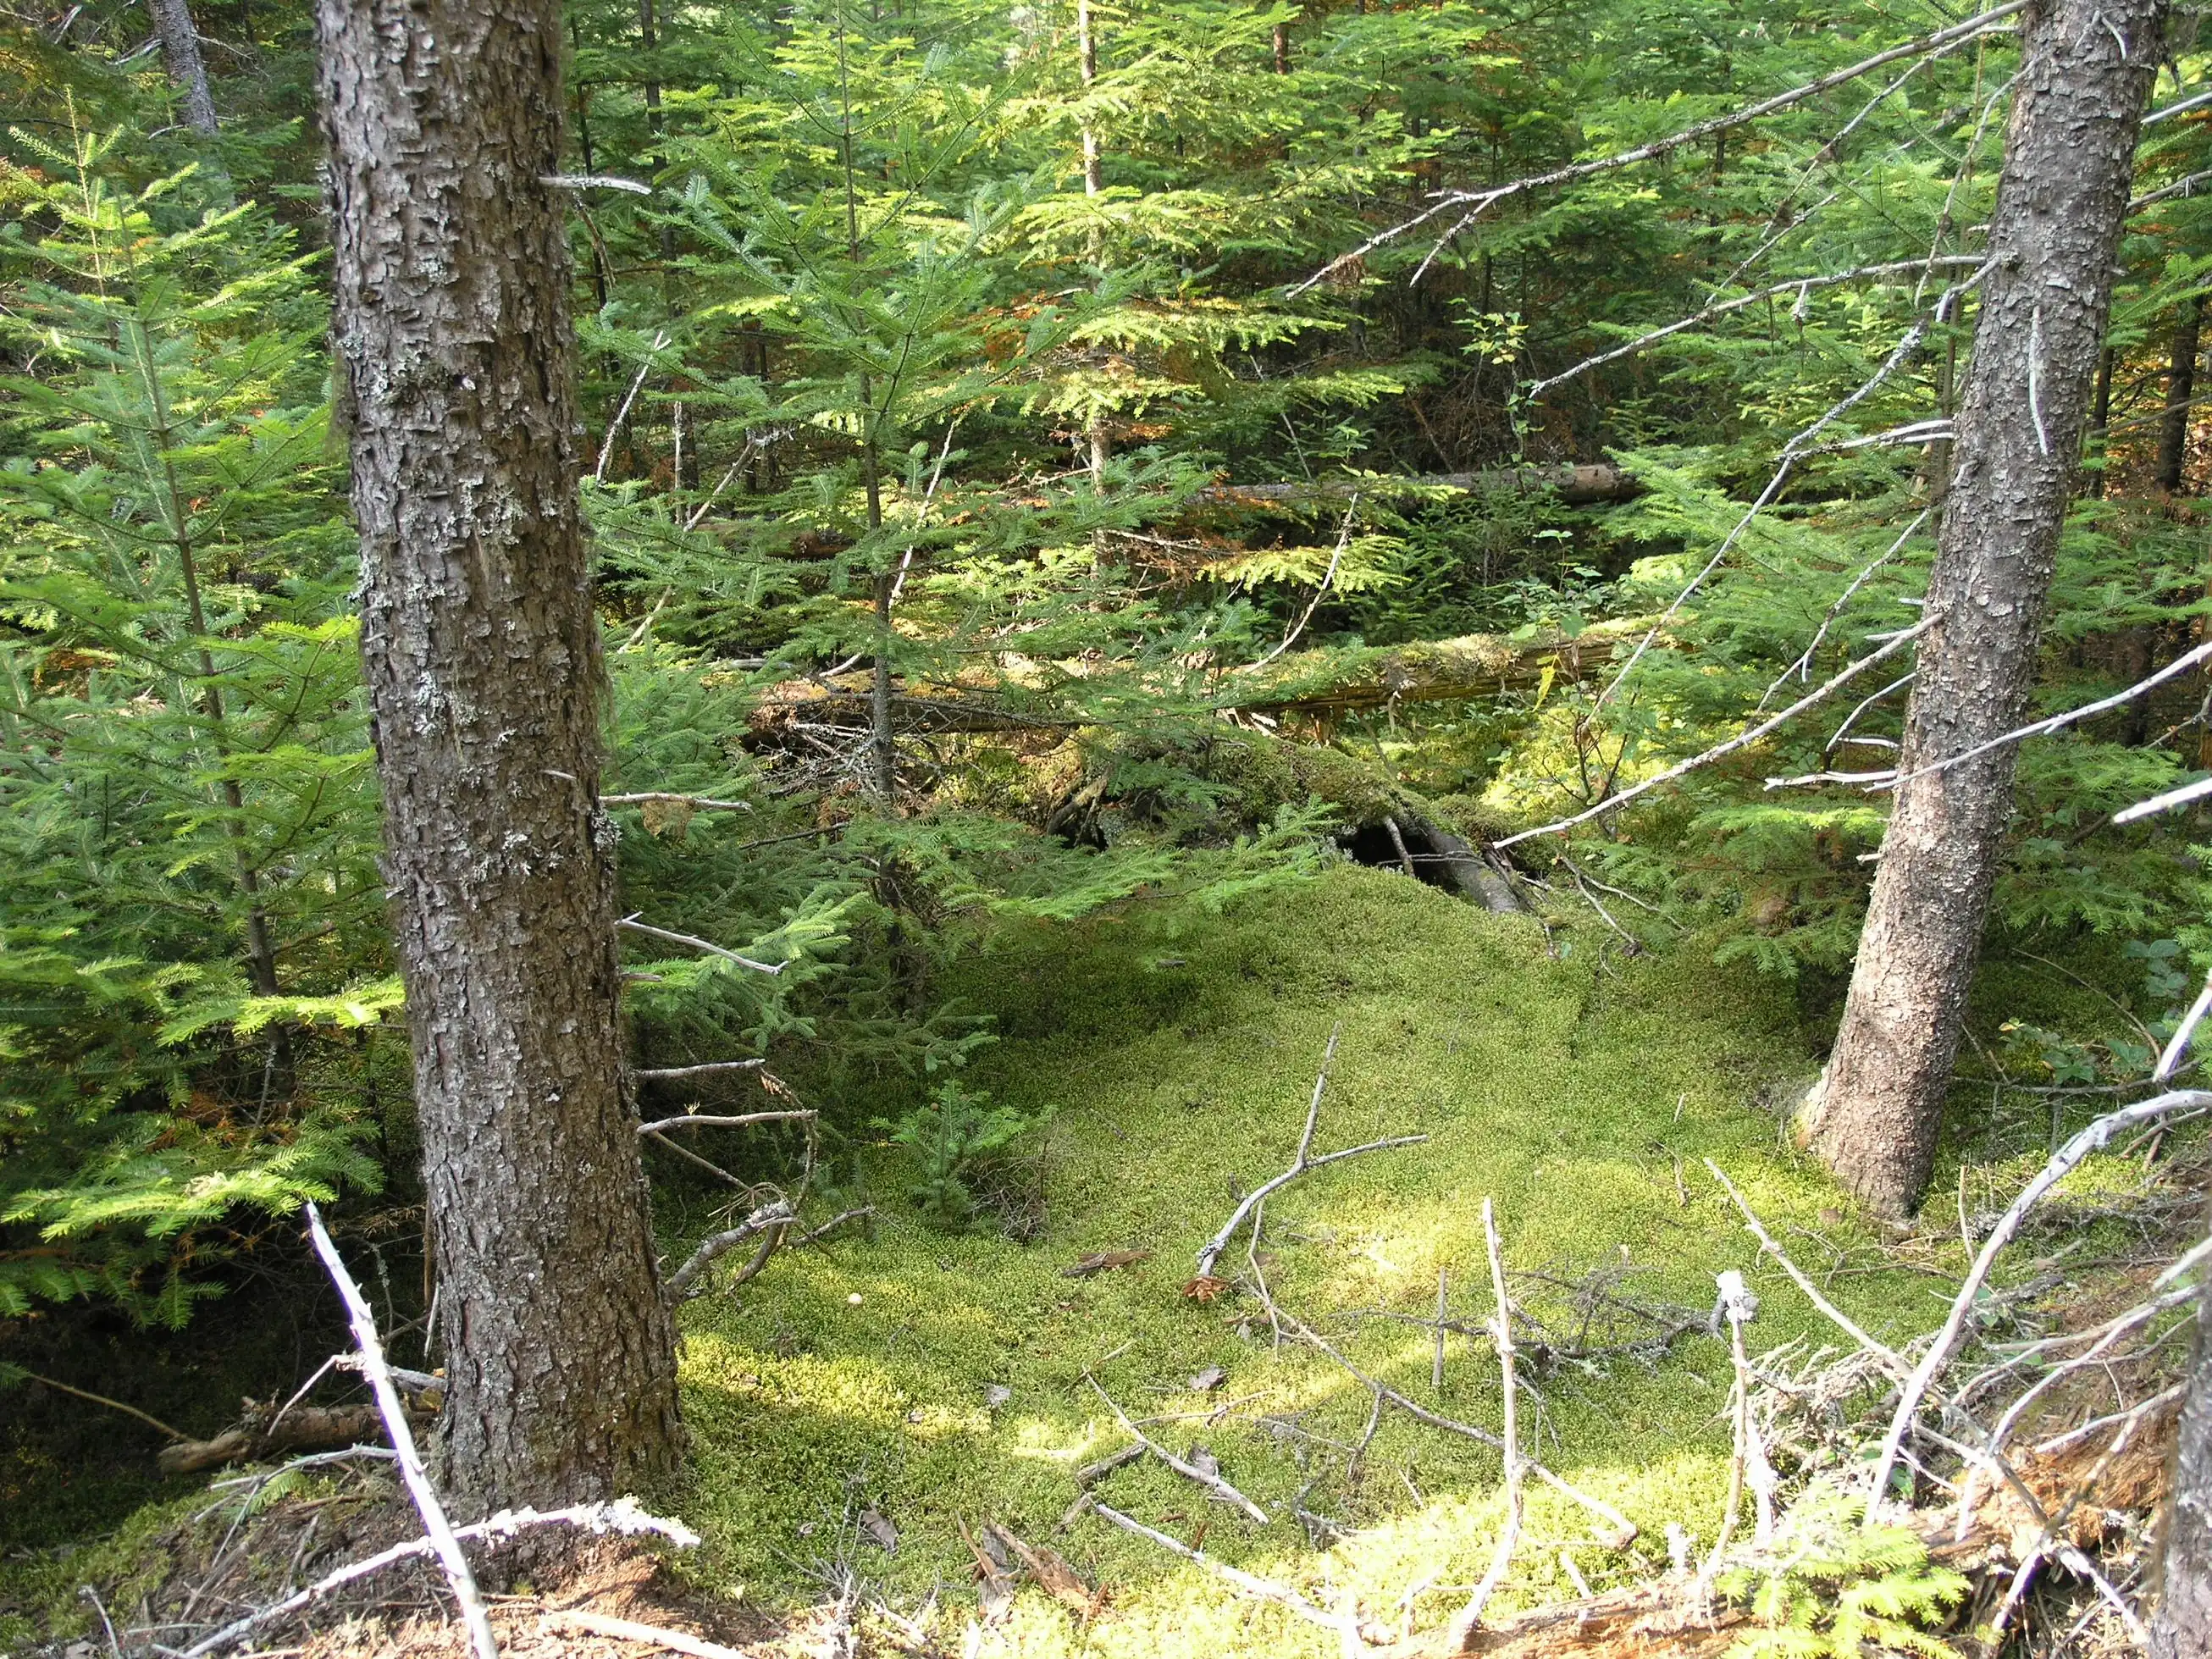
1804,0,2163,1219
2087,343,2115,496
1273,19,1289,73
2158,292,2204,493
2151,1269,2212,1658
639,0,677,261
1076,0,1101,198
1077,0,1109,501
318,0,682,1510
148,0,219,135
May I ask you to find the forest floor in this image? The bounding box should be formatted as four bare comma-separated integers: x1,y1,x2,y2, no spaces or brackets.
2,865,2182,1656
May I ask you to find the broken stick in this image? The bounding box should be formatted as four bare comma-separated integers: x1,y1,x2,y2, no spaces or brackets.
1194,1026,1426,1280
1280,1308,1637,1547
304,1203,495,1659
1444,1197,1523,1650
1092,1502,1350,1634
1087,1377,1269,1524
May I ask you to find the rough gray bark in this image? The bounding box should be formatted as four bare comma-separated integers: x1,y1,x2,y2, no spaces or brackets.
318,0,681,1509
1803,0,2164,1218
2152,1269,2212,1658
148,0,219,135
2158,293,2204,493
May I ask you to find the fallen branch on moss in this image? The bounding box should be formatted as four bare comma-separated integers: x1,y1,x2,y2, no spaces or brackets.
1278,1307,1640,1548
1862,1087,2212,1524
1443,1197,1525,1651
1192,1027,1426,1285
1091,1502,1370,1639
1086,1377,1270,1524
305,1202,497,1659
174,1497,700,1659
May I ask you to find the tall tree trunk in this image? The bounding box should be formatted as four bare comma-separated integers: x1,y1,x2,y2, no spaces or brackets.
1076,0,1109,505
638,0,676,262
2159,292,2204,493
1803,0,2163,1219
317,0,682,1510
2151,1264,2212,1658
148,0,219,135
2087,343,2115,496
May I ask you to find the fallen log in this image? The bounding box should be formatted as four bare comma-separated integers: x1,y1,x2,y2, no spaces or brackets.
157,1402,429,1476
745,616,1656,737
1191,462,1640,512
1236,615,1651,716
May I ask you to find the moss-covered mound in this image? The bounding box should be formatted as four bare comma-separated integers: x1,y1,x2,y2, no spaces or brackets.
670,865,1921,1654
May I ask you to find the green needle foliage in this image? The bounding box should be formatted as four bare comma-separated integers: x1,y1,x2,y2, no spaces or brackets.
4,0,2209,1341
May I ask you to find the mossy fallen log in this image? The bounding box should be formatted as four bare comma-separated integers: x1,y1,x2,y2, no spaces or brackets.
1235,615,1652,716
746,617,1656,737
1191,462,1640,512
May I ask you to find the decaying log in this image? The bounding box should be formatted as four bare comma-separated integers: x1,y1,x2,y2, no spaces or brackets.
746,617,1654,739
158,1403,422,1477
1190,463,1641,512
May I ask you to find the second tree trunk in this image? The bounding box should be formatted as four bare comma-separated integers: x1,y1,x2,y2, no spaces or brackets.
1805,0,2163,1218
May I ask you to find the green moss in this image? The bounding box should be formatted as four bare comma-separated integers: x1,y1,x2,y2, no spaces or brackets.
670,866,1934,1653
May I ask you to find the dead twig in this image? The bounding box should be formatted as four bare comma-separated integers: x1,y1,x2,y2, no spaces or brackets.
539,1608,746,1658
665,1201,796,1299
4,1367,191,1444
1193,1026,1426,1280
1279,1308,1637,1546
617,915,784,976
1444,1197,1524,1650
635,1109,816,1136
1091,1502,1358,1636
1703,1159,1910,1380
635,1059,769,1082
1863,1088,2212,1522
1085,1377,1269,1524
304,1202,494,1659
176,1498,699,1659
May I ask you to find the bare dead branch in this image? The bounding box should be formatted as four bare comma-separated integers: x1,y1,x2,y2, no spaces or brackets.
600,793,752,812
539,1609,746,1658
617,915,785,976
1291,1,2029,295
665,1200,795,1299
1194,1028,1426,1280
1444,1197,1524,1651
1247,495,1359,671
4,1368,190,1444
1886,638,2212,790
1758,511,1931,710
1861,1088,2212,1522
1279,1307,1638,1546
1703,1159,1911,1379
177,1498,699,1659
788,1206,875,1249
635,1059,770,1081
2114,772,2212,825
1086,1376,1269,1523
1532,267,1979,401
1493,619,1933,850
304,1203,495,1659
636,1109,816,1136
1091,1502,1352,1634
